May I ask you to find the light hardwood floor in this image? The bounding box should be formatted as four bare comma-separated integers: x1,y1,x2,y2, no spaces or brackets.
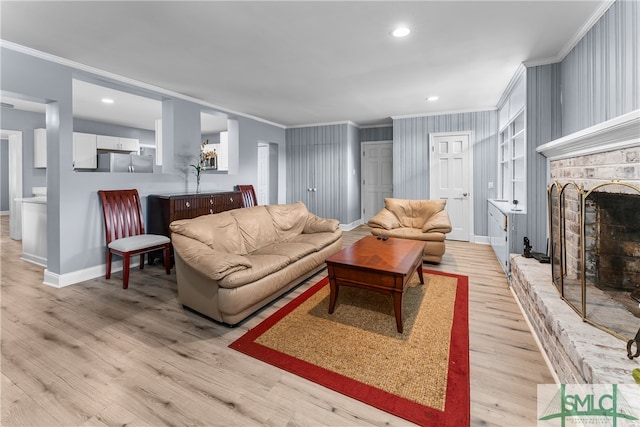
1,216,554,426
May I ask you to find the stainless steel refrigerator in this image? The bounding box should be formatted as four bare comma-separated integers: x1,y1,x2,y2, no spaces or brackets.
97,153,153,173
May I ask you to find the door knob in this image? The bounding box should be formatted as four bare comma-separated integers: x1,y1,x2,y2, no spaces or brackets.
463,192,468,197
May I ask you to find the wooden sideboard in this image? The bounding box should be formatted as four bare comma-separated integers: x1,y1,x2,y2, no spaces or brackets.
147,191,242,263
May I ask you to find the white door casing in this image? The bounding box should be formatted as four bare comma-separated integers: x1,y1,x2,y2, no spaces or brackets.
361,141,393,222
429,132,473,241
257,143,269,205
2,130,23,240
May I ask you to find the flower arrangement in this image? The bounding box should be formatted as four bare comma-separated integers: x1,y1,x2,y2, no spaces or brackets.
190,139,209,192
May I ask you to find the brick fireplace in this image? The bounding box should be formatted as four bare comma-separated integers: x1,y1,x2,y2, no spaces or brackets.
510,110,640,384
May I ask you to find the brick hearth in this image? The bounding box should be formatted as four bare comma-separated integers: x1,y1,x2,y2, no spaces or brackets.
510,255,639,384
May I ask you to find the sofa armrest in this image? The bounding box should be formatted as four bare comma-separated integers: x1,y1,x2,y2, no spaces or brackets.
367,208,400,230
303,214,340,234
171,233,252,281
422,209,452,233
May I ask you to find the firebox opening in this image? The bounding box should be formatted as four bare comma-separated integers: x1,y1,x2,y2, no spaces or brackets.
585,191,640,333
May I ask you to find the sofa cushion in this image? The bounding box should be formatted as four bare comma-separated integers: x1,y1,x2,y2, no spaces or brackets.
384,198,446,229
251,242,317,263
370,227,446,242
265,202,308,241
230,206,279,253
170,211,248,255
422,209,453,233
289,230,343,251
367,208,401,230
303,214,340,234
170,233,252,280
218,254,290,289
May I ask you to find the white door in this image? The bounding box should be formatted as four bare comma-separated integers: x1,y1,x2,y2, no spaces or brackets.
361,141,393,222
257,143,269,205
429,132,472,241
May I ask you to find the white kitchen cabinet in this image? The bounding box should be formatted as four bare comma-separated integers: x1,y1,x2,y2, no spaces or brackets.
34,128,47,168
97,135,139,152
488,199,527,275
119,137,139,152
73,132,97,169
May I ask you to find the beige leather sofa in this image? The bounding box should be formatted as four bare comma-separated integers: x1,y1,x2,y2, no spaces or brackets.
169,201,342,325
367,198,452,263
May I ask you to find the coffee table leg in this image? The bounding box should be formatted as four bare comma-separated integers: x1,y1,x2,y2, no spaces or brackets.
393,291,404,333
417,265,424,284
328,279,338,314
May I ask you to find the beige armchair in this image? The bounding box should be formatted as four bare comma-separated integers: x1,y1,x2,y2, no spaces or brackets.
367,198,452,263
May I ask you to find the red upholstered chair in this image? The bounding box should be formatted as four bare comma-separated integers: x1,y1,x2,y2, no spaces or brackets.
98,189,171,289
236,185,258,208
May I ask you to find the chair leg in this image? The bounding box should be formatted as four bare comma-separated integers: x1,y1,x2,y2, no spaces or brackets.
106,250,112,279
164,244,171,275
139,254,144,270
123,253,130,290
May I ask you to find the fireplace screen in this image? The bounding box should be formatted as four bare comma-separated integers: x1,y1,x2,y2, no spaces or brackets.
549,181,640,341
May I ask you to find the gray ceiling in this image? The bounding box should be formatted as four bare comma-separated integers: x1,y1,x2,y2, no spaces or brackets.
0,1,609,128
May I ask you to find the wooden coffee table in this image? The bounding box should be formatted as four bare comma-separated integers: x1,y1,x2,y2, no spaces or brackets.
325,235,424,333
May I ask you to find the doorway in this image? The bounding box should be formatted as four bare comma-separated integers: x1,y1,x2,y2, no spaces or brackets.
0,129,23,240
429,132,473,241
257,142,279,205
361,141,393,222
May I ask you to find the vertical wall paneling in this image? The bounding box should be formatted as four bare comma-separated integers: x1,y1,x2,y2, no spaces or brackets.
286,123,352,223
392,110,497,237
347,123,361,223
561,0,639,134
359,126,392,142
526,64,562,254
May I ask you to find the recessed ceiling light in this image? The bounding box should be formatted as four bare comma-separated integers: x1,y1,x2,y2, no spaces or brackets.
391,27,411,38
101,98,114,104
427,96,439,102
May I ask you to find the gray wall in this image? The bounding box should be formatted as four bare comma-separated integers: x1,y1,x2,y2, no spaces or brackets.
523,0,638,253
0,108,47,197
360,126,392,142
1,46,285,280
286,123,360,223
346,123,361,224
561,0,639,135
392,110,498,238
526,64,563,253
0,139,8,211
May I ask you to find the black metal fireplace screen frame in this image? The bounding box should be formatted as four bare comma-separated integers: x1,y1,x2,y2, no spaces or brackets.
548,180,640,348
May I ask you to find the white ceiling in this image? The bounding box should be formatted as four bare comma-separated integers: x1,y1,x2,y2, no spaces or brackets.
0,1,609,128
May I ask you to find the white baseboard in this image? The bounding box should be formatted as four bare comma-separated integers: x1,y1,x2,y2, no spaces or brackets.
340,219,363,231
472,235,490,245
0,210,9,216
21,254,47,267
43,259,138,288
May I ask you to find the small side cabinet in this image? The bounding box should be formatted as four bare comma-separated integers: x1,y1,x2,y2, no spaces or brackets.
147,191,242,264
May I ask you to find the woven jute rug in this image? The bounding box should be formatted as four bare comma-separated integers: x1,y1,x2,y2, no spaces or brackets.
229,269,469,426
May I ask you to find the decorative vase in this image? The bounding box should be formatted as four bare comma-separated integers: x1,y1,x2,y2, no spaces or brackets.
196,173,201,193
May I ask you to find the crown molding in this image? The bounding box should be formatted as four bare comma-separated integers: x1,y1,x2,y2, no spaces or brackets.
523,0,615,67
0,40,287,129
359,123,393,129
286,120,360,129
391,106,497,121
497,64,526,109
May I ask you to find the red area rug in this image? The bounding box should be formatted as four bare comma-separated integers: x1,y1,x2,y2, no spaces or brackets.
229,269,469,426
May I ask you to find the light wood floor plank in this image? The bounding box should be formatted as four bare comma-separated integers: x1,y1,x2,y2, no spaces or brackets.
1,217,554,426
